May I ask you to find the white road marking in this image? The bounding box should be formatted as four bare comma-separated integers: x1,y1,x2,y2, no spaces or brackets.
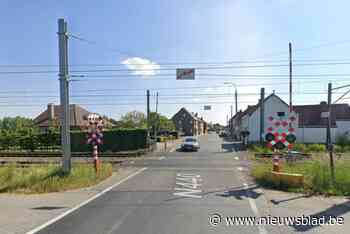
243,183,268,234
237,167,243,171
173,173,202,198
26,167,148,234
234,156,239,160
159,156,165,160
130,161,135,164
169,146,176,152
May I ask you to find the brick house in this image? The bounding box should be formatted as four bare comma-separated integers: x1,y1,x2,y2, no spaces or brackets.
34,103,113,131
172,108,207,136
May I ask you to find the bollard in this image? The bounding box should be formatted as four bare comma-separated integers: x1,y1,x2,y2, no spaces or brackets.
93,145,99,173
272,154,281,172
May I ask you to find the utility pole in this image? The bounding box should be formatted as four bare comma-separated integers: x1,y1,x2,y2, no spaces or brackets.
327,83,335,184
58,18,71,173
235,88,238,114
154,92,158,139
147,90,150,140
230,105,233,137
289,42,293,112
260,88,265,144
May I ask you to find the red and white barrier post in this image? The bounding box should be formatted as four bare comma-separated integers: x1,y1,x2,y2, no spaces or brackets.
86,114,104,174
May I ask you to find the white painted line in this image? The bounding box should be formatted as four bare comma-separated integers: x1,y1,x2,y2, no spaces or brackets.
243,183,268,234
26,167,148,234
130,161,135,164
159,156,165,160
237,167,243,171
169,146,176,152
234,156,239,160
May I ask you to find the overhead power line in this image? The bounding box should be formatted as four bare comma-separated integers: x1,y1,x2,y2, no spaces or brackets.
3,62,350,75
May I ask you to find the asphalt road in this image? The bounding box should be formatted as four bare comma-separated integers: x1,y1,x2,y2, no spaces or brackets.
35,134,275,234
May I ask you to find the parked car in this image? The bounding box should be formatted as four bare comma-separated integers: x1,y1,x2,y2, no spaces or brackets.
181,137,200,152
219,131,228,137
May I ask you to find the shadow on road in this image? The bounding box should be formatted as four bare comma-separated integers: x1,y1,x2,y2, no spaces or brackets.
270,194,312,205
221,141,245,152
291,200,350,232
216,184,262,200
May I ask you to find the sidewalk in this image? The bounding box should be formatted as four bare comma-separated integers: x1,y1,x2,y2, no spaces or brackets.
154,138,182,153
0,167,141,234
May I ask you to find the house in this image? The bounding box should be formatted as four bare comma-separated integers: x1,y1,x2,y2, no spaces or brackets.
230,93,293,143
294,102,350,143
231,93,350,144
172,108,207,136
34,103,113,131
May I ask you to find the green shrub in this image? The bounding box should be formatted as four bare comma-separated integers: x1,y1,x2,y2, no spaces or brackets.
336,135,350,147
291,143,307,152
19,135,39,152
306,144,326,153
71,129,147,152
334,145,345,153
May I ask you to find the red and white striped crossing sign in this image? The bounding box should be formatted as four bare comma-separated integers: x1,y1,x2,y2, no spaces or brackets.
265,112,297,150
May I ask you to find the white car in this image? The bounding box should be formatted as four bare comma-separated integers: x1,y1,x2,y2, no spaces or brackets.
181,137,200,151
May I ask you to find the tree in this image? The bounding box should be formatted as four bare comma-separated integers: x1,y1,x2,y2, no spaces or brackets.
119,111,147,129
149,112,175,133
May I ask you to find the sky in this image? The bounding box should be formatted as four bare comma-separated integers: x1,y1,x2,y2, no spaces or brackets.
1,0,350,124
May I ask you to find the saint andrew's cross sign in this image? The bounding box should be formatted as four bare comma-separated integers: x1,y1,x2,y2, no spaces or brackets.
265,112,297,150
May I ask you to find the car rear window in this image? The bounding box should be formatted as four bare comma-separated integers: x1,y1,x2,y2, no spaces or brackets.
185,138,196,142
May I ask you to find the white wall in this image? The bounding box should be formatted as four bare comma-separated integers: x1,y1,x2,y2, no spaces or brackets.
248,95,292,142
336,121,350,138
296,121,350,143
296,127,336,143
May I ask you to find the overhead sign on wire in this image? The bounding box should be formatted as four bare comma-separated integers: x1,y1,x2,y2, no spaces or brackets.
176,68,195,80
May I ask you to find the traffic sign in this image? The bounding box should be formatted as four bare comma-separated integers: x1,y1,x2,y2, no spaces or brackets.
204,105,211,110
176,68,195,80
265,112,297,150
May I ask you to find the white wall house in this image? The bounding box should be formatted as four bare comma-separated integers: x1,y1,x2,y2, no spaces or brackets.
247,94,292,142
231,93,293,143
231,94,350,144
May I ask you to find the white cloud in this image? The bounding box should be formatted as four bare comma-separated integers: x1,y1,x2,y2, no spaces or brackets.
121,57,160,77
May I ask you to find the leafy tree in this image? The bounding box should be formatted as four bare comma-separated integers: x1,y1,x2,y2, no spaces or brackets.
119,111,147,129
149,112,175,133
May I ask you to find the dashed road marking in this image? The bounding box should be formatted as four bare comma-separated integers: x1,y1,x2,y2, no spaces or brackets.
234,156,239,160
159,156,165,160
173,173,202,198
237,167,244,171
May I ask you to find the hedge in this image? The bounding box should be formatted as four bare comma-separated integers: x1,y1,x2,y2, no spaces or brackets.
0,129,147,153
71,129,147,152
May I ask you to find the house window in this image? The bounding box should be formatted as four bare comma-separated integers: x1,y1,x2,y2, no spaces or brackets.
277,112,285,117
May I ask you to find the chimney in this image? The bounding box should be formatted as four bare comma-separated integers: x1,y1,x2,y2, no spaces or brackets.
195,113,198,117
48,103,55,120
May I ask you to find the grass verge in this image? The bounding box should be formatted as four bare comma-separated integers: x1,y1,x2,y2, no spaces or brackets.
251,159,350,196
0,163,113,194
